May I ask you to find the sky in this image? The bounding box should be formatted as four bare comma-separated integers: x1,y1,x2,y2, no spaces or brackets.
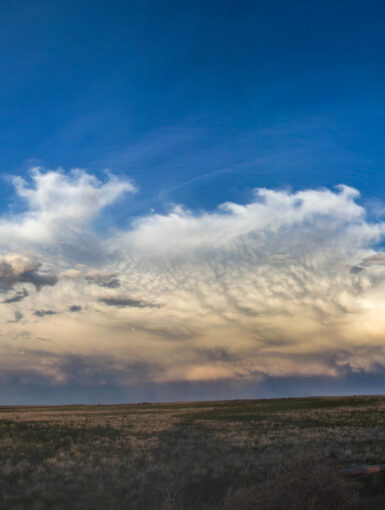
2,1,385,403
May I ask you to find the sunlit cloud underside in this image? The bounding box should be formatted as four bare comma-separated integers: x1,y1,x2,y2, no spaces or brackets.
1,168,385,403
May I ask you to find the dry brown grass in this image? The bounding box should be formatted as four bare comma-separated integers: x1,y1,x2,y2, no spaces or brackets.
224,454,360,510
0,397,382,509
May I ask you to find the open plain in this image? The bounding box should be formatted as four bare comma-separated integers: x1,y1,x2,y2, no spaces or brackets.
1,396,385,509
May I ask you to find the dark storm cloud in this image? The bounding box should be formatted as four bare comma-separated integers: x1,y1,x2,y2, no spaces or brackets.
2,346,385,405
0,352,163,393
4,366,385,405
3,288,29,303
34,309,57,317
100,296,160,308
53,354,161,385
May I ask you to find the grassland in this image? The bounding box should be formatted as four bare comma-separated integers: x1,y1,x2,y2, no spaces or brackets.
1,396,385,509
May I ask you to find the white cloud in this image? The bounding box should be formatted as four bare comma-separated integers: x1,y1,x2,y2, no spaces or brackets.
0,167,135,248
123,185,370,257
3,169,385,392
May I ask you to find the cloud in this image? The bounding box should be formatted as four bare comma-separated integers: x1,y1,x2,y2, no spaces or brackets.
194,347,238,363
123,185,370,256
60,269,83,280
350,252,385,274
7,311,23,323
68,305,82,312
127,324,197,341
0,351,163,389
99,296,160,308
0,168,135,254
350,265,364,274
20,270,57,289
0,253,57,291
14,311,23,321
360,253,385,266
3,169,385,401
34,309,57,317
3,288,29,303
3,353,385,404
85,271,121,288
62,269,121,288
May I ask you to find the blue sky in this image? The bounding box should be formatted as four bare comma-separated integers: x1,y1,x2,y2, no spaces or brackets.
3,1,385,403
2,0,385,216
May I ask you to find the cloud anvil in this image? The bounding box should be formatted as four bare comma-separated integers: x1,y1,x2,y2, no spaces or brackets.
1,169,385,401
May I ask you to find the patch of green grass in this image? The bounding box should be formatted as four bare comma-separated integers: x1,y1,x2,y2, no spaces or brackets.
179,396,385,422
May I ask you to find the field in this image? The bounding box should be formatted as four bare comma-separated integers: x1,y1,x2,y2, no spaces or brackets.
1,396,385,509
